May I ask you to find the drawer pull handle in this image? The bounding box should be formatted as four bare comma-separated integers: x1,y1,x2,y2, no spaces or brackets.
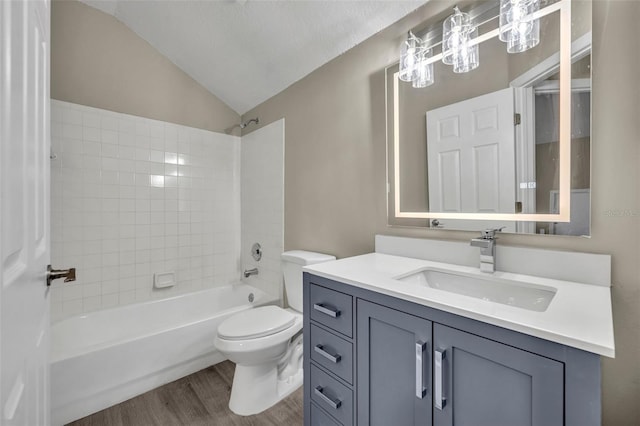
314,344,342,363
415,341,427,399
314,386,342,410
435,349,447,410
313,303,341,318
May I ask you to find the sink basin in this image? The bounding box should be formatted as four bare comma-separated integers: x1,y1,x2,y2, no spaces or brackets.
394,268,556,312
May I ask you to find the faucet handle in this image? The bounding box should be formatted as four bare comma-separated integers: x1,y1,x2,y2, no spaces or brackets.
481,226,506,239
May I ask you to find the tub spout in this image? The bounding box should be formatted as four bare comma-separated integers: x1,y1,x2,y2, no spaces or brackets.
244,268,259,278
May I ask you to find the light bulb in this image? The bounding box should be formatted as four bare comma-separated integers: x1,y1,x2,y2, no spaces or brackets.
453,26,479,73
412,45,435,88
399,32,420,82
499,0,540,53
442,7,479,73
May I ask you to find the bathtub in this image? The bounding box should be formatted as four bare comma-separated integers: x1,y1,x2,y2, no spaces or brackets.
50,284,277,426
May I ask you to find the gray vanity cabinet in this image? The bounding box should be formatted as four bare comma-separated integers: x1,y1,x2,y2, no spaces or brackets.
304,273,602,426
356,300,432,426
432,323,563,426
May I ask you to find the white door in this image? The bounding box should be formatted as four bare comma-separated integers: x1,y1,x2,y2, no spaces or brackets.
426,88,516,232
1,0,52,425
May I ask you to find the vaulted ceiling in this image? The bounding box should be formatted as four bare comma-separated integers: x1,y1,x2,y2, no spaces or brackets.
78,0,428,114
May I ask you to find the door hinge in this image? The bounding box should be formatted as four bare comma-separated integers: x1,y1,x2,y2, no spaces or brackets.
514,113,521,126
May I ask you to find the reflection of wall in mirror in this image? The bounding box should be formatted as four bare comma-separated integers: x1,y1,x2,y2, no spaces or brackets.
535,90,591,233
547,189,590,236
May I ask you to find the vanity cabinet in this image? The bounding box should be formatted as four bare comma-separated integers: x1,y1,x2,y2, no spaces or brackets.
432,323,563,426
304,273,602,426
357,300,432,426
306,283,356,425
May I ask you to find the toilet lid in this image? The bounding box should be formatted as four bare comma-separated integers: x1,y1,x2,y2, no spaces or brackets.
217,306,296,340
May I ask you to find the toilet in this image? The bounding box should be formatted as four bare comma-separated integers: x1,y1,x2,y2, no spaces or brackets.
214,250,336,416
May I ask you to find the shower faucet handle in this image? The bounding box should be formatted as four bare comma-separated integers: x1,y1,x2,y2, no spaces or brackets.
251,243,262,261
46,265,76,286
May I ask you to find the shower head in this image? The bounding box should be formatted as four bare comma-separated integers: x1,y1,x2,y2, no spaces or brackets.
224,117,260,135
240,117,259,129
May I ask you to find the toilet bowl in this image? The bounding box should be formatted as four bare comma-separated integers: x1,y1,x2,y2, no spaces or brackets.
214,250,335,416
214,306,303,415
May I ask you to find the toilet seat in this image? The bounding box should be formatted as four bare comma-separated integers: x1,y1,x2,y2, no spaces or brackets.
218,306,296,341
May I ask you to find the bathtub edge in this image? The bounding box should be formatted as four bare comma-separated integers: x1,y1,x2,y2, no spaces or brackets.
52,350,226,426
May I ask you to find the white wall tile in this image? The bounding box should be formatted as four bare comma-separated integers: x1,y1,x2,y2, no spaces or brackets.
51,101,241,319
101,116,118,131
83,126,101,142
101,130,118,144
83,112,101,129
63,299,83,317
83,296,102,313
101,294,119,309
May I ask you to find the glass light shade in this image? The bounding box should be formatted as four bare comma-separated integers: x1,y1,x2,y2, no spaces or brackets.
442,7,479,73
412,45,435,88
399,32,420,82
442,7,472,66
499,0,541,53
452,26,479,73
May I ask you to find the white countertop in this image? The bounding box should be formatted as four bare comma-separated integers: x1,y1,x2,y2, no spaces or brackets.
304,253,615,357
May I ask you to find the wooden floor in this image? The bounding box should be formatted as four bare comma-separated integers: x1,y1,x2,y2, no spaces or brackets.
68,361,303,426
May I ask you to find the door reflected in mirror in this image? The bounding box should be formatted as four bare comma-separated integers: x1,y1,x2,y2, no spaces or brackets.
386,0,591,236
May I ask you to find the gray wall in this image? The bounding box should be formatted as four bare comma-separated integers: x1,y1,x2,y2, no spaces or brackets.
242,1,640,424
51,0,239,133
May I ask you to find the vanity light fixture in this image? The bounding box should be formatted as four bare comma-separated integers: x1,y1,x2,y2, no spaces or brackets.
398,0,546,89
499,0,541,53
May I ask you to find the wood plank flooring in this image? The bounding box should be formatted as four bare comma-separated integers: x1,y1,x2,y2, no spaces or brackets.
68,361,303,426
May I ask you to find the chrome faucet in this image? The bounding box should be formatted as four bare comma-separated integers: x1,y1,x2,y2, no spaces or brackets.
244,268,259,278
470,227,504,273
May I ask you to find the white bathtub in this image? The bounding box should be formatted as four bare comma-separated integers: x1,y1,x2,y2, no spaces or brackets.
50,284,277,426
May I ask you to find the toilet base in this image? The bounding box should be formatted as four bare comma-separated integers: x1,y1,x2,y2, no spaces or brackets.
228,363,303,416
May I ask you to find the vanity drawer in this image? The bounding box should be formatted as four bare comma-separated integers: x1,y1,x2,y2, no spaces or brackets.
311,402,342,426
309,284,353,337
310,364,353,426
310,324,353,384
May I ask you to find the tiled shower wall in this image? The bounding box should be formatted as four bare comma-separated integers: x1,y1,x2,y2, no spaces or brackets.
50,101,241,321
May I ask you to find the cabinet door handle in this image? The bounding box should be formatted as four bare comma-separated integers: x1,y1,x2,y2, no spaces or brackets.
434,349,447,410
314,386,342,410
314,344,342,363
313,303,341,318
415,341,427,398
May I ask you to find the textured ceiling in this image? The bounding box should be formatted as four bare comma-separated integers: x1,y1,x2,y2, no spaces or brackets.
78,0,428,114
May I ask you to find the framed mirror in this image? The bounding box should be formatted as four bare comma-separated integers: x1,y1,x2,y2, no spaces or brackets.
386,0,592,235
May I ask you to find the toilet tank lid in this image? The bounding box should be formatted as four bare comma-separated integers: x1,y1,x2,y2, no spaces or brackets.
281,250,336,265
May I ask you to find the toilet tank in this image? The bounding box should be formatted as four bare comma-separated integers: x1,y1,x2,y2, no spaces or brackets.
281,250,336,312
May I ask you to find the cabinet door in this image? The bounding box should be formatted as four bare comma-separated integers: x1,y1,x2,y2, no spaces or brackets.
357,300,432,426
433,324,563,426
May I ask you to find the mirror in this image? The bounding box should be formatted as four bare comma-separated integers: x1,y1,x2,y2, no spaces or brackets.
387,0,591,235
